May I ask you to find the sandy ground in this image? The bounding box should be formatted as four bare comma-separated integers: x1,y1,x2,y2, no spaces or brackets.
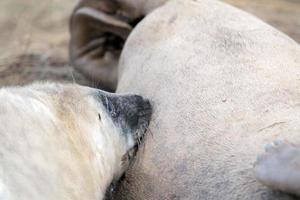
0,0,91,87
0,0,299,87
0,0,74,61
224,0,300,43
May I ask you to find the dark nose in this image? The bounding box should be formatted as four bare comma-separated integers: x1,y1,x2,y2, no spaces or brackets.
96,92,152,134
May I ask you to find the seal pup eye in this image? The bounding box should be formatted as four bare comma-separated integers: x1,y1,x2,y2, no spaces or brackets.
98,113,102,121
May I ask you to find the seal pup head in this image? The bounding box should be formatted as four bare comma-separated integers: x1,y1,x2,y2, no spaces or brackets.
33,82,152,175
95,88,152,180
62,83,152,183
0,82,151,199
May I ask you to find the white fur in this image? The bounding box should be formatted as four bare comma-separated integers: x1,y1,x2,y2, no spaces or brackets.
0,82,132,200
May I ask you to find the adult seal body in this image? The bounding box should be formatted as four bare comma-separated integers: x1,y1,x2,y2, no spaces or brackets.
114,0,300,199
69,0,300,199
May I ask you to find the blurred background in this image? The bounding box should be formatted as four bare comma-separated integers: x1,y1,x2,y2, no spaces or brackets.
0,0,299,86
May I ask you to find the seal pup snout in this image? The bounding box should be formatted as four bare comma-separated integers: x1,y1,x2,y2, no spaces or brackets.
96,92,152,149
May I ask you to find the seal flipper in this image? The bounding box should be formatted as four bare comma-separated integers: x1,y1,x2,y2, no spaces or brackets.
69,1,132,92
254,140,300,197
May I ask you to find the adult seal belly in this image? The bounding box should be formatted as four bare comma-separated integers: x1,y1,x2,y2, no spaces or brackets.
114,0,300,199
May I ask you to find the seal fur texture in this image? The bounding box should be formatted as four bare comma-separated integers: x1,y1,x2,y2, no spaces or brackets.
0,82,151,200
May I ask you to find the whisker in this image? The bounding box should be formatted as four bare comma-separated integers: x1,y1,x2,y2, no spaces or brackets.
69,67,77,84
147,127,154,137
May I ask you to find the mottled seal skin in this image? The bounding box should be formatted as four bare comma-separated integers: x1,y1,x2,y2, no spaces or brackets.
0,82,151,200
113,0,300,199
69,0,167,92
